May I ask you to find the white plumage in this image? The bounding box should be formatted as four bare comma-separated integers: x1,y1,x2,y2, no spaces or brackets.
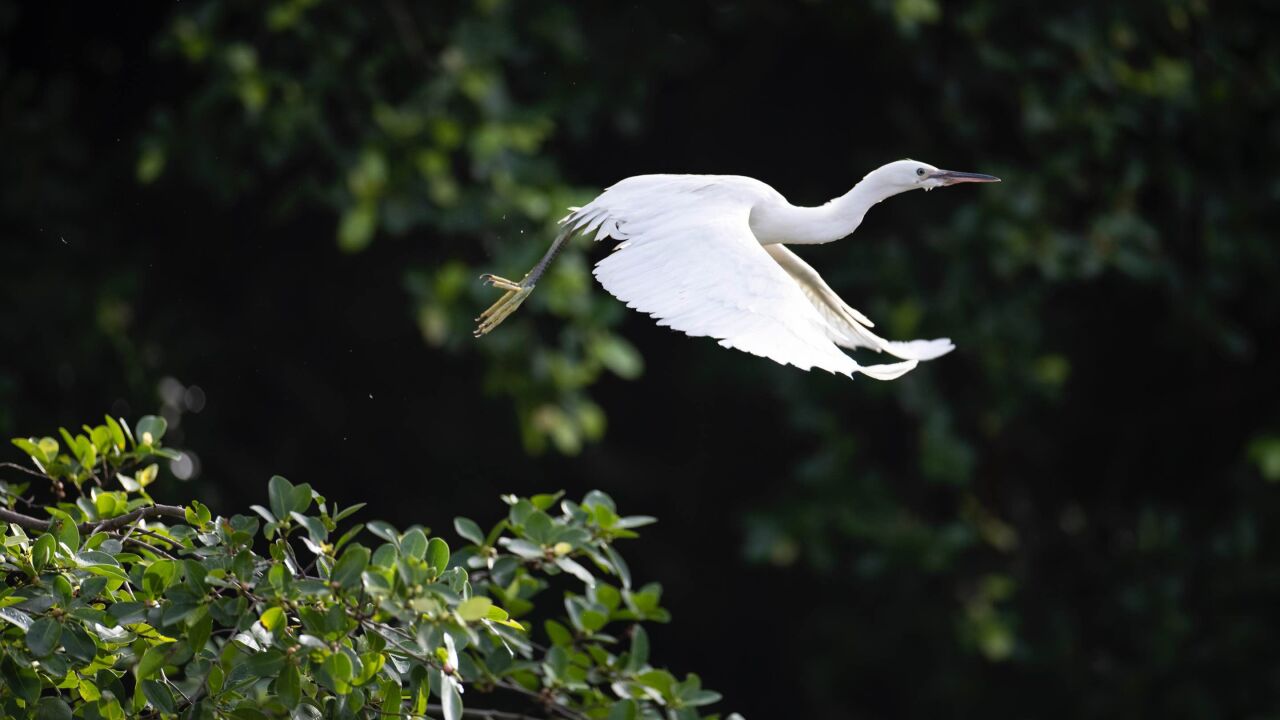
476,160,1000,381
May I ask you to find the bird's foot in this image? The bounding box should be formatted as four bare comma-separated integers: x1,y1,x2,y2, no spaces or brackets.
474,274,535,337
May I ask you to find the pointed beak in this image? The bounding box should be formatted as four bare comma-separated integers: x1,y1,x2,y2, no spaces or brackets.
931,169,1001,186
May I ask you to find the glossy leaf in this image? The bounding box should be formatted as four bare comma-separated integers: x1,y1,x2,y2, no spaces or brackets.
26,617,62,657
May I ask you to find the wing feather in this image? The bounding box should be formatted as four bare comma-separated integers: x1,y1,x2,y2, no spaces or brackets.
570,177,918,379
763,244,955,361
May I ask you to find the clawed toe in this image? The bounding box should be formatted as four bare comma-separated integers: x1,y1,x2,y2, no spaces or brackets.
480,273,525,292
474,276,535,336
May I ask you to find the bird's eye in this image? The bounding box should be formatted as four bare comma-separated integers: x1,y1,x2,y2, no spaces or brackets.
916,167,927,177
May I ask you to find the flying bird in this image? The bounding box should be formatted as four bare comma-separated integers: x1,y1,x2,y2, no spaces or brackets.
474,159,999,380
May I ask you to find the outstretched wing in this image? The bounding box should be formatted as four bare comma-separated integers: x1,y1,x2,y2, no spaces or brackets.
763,244,955,362
564,176,917,380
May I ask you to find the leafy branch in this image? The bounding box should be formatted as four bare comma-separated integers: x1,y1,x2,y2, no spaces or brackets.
0,414,742,720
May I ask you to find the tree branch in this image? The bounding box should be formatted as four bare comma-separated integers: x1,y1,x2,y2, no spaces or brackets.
423,705,546,720
108,531,177,560
0,462,50,480
86,505,187,533
0,504,187,533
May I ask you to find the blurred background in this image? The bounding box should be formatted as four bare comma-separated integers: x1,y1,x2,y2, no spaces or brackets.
4,1,1280,717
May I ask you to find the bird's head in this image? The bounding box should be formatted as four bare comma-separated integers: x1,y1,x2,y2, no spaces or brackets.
870,159,1001,193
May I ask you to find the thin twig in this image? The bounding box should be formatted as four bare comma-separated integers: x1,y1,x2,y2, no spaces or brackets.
108,532,177,560
130,526,180,548
423,704,545,720
87,505,187,533
491,679,590,720
0,462,50,480
0,504,187,533
0,486,36,508
361,611,588,720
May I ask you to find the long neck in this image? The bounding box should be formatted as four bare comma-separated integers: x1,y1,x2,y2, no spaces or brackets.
753,176,902,245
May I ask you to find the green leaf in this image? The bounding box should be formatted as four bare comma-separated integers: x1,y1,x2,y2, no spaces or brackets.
593,583,621,611
136,645,169,679
523,511,555,544
331,545,371,589
0,658,39,703
185,500,212,527
71,432,97,468
143,559,179,596
141,679,176,713
95,491,119,518
582,490,616,513
338,201,378,252
50,516,79,555
503,538,543,559
605,544,632,590
26,617,62,656
188,607,213,652
530,491,565,511
453,517,484,545
456,596,493,621
334,523,366,552
580,609,608,633
289,483,314,515
683,688,724,707
333,502,367,523
78,676,101,702
555,556,595,586
12,437,48,465
246,649,286,677
291,511,328,542
34,697,73,720
426,537,449,576
277,663,301,706
409,667,430,714
259,606,286,632
594,335,645,379
323,651,354,694
61,622,97,664
31,533,55,572
86,563,130,585
636,669,676,698
627,626,649,673
379,678,402,713
268,475,294,520
135,415,167,445
608,700,638,720
617,515,658,529
135,463,159,488
366,520,398,543
400,527,427,559
356,651,386,685
545,620,573,647
79,575,108,601
108,601,147,625
508,499,535,528
104,415,127,450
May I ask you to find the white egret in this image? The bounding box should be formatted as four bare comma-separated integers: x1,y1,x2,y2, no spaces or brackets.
475,159,999,380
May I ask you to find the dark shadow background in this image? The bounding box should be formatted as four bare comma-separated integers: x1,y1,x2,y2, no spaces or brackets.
4,1,1280,717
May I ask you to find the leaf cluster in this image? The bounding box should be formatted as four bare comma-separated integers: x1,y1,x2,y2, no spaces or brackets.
1,417,741,720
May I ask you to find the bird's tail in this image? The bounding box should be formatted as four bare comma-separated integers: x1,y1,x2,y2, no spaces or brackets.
880,338,955,361
855,358,919,381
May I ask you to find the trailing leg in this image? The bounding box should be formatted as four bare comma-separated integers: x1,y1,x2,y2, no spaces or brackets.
473,228,572,337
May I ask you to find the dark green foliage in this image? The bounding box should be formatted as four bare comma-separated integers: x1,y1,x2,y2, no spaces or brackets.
1,418,739,720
